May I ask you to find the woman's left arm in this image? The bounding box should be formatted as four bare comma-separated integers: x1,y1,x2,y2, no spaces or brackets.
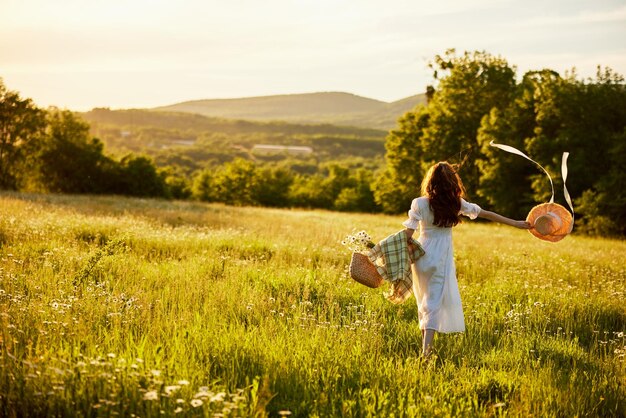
478,209,531,229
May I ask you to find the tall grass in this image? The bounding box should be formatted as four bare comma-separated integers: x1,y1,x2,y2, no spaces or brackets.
0,192,624,417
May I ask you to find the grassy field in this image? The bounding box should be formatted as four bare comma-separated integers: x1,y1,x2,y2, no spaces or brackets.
0,192,624,417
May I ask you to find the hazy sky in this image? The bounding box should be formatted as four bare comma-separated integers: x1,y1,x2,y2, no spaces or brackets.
2,0,625,110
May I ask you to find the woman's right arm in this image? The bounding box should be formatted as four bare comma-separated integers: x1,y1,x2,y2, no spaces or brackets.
402,198,421,238
478,209,530,229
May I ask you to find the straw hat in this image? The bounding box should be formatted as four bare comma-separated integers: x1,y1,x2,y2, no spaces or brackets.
526,202,573,242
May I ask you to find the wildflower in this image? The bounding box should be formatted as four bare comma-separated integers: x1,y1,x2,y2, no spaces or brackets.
210,392,226,402
195,389,211,399
177,380,190,386
107,353,116,359
190,399,203,408
174,407,183,414
151,369,161,377
278,411,292,416
164,385,181,396
143,390,158,401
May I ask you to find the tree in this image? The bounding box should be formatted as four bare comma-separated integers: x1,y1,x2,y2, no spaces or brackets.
288,174,330,208
475,70,560,217
160,166,192,200
527,68,626,200
252,166,294,207
334,168,379,212
192,168,216,202
212,158,259,206
0,79,45,189
476,66,626,235
375,50,517,214
29,109,110,193
575,129,626,236
373,107,429,213
422,50,517,197
117,154,167,197
26,109,167,198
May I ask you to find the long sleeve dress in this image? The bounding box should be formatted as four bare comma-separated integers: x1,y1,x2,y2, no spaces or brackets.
402,196,481,333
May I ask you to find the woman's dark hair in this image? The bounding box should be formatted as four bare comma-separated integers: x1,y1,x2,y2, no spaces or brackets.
421,161,466,227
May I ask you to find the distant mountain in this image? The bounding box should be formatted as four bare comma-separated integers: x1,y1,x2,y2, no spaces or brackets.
154,92,426,130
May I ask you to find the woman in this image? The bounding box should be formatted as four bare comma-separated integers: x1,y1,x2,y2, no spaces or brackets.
403,162,530,357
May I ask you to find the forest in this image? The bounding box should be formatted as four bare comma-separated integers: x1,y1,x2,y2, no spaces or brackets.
1,50,625,236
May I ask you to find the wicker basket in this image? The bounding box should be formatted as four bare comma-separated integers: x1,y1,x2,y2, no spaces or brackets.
349,252,384,288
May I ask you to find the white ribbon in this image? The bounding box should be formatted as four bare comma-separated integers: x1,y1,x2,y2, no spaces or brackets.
561,152,575,232
489,141,555,203
489,141,574,230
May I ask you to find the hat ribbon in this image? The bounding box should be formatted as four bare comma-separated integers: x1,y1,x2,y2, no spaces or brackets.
561,152,574,232
489,141,574,232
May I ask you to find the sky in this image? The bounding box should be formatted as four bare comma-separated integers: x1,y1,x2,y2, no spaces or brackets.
1,0,625,110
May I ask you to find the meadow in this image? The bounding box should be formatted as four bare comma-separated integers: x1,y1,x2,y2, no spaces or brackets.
0,192,624,417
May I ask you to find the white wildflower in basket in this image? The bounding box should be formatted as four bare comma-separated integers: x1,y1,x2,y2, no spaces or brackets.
341,230,375,253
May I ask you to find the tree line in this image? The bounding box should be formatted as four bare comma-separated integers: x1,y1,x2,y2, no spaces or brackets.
2,49,625,236
192,159,379,212
0,79,379,210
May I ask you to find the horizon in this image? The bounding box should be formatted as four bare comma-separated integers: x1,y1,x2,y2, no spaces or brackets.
156,90,423,107
80,90,421,113
2,0,625,111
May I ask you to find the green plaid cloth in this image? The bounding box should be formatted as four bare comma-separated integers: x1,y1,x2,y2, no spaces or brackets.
366,230,425,304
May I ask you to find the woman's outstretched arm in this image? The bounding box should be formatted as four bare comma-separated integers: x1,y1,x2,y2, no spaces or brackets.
478,209,531,229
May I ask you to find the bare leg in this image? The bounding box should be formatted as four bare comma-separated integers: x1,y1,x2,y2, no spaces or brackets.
423,329,435,358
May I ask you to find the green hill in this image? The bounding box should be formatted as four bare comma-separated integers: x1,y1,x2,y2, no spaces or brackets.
80,108,389,168
154,91,426,130
82,107,385,137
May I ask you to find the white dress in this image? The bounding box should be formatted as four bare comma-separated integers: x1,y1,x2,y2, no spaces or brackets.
402,196,481,333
